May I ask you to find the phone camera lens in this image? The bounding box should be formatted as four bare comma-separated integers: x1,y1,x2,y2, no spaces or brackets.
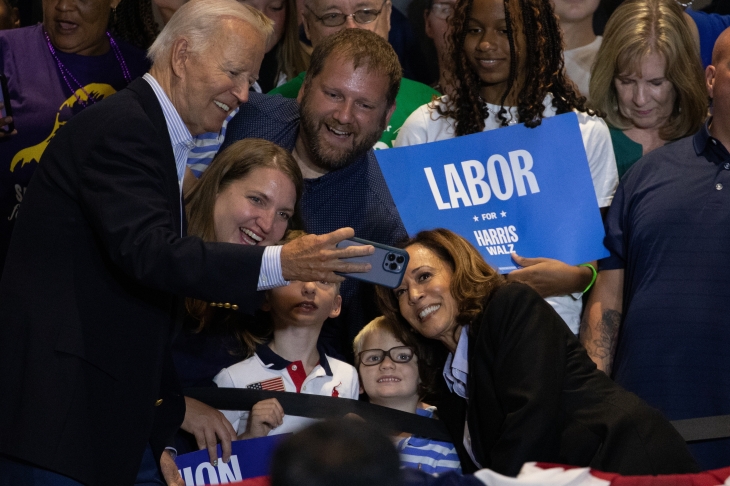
396,256,405,264
389,262,398,271
387,253,396,261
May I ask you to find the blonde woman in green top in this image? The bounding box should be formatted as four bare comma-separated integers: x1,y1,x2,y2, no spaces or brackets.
590,0,707,178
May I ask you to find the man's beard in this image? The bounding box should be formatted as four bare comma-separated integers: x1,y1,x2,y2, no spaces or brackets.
299,94,387,172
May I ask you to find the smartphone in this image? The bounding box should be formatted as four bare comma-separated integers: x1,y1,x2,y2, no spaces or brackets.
0,74,14,133
335,237,409,289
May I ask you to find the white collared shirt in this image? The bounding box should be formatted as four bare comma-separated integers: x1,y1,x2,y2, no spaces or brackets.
213,344,359,435
442,325,482,469
443,326,470,399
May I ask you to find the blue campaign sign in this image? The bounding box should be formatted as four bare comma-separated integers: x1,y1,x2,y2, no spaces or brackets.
377,113,608,273
175,434,290,485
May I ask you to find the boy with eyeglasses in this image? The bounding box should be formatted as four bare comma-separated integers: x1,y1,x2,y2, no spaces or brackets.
354,316,461,474
213,276,359,439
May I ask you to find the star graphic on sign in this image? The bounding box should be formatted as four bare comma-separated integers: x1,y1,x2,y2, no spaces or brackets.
500,211,507,217
473,215,479,222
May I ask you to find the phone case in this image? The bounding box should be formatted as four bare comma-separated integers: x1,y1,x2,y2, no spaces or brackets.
335,237,409,289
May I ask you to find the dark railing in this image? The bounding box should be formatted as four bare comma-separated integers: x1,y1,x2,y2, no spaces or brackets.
186,387,730,443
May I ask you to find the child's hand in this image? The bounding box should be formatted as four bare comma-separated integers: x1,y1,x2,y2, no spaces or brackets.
240,398,284,439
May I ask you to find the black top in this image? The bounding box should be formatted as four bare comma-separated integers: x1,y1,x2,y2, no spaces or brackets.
434,282,697,476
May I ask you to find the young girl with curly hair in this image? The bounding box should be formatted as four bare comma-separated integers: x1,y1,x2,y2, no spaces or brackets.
394,0,619,334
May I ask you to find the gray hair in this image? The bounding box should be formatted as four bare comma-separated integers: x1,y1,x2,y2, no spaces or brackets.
148,0,274,64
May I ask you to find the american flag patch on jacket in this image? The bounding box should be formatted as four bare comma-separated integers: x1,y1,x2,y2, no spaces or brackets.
246,377,286,391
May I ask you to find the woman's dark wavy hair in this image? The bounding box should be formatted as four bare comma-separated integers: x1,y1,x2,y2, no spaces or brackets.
440,0,594,135
375,229,503,345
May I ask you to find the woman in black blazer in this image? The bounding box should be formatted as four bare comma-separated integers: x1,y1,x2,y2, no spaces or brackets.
377,229,698,476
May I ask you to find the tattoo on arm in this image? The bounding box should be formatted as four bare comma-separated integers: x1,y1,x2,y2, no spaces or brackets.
581,310,621,375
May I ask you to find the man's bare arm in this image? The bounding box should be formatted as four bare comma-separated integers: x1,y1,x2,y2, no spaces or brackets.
580,269,624,375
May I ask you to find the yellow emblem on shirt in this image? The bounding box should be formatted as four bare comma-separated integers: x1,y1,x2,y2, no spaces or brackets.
10,83,117,172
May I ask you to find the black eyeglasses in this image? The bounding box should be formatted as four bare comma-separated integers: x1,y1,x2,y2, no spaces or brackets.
306,0,389,27
359,346,415,366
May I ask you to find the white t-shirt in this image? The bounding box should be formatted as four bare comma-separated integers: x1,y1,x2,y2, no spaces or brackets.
213,344,359,436
394,96,619,333
564,36,603,99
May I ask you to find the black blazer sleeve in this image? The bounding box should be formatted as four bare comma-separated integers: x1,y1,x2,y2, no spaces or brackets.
465,283,697,477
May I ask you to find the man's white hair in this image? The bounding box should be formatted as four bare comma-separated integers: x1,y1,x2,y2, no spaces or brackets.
148,0,274,65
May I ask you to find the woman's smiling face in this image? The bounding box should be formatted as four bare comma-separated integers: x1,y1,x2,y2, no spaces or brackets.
394,244,461,348
212,166,296,246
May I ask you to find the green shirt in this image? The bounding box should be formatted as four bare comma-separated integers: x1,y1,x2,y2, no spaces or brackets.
268,71,439,148
609,126,643,179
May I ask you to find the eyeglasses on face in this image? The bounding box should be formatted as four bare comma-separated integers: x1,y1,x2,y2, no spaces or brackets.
429,2,454,20
306,0,389,27
359,346,415,366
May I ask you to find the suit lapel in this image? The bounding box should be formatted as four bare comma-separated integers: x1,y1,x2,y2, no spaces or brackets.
126,78,185,237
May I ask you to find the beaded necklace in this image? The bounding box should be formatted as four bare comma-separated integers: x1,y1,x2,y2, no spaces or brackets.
44,29,132,108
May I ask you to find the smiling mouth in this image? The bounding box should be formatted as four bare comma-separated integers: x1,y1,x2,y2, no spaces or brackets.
477,59,504,67
325,124,352,138
418,304,440,321
214,100,231,112
239,227,262,245
377,377,401,383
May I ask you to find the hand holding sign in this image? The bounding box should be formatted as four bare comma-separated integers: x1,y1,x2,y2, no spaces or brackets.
182,397,238,465
507,253,595,298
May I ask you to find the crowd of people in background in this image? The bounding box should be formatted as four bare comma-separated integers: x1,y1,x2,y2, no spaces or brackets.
1,0,730,484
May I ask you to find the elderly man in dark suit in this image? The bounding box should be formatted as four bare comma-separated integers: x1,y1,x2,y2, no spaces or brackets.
0,1,372,485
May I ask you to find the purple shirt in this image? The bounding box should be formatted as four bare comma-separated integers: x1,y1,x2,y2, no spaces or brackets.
0,24,149,273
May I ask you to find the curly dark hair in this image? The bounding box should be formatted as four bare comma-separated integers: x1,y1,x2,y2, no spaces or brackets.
111,0,160,51
441,0,593,135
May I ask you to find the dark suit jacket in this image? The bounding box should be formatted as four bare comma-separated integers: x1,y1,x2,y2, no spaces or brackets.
434,283,698,477
0,78,267,485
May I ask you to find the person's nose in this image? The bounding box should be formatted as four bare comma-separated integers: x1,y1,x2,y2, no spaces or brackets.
344,14,359,29
379,354,396,370
301,280,317,294
232,81,250,106
408,286,424,305
55,0,76,12
634,84,648,106
477,30,498,52
332,100,355,126
257,209,275,236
